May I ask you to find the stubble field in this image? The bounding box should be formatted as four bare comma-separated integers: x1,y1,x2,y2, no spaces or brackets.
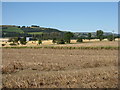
2,46,118,88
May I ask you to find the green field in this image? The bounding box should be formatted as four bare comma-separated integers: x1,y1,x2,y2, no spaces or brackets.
2,27,24,33
1,27,44,35
28,32,43,35
2,27,44,35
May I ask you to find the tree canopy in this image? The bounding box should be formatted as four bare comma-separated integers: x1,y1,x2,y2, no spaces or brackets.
96,30,104,41
64,32,74,43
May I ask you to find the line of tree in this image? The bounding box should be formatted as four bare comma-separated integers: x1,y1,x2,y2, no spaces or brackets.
2,25,119,40
8,37,27,45
7,29,118,46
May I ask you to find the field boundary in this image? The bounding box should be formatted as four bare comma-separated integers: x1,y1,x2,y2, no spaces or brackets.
1,46,119,50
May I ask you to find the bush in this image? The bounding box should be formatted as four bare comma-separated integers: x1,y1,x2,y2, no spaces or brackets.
77,38,83,43
9,43,16,46
18,26,21,28
8,38,13,42
52,38,57,44
13,37,19,43
107,35,115,41
8,37,19,44
38,40,42,45
20,37,27,45
57,39,65,44
2,44,6,46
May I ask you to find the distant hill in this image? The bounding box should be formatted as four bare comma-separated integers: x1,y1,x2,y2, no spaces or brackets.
1,25,64,38
0,25,119,39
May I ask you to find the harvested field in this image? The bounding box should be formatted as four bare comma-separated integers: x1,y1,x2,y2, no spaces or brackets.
2,48,118,88
1,39,119,47
53,41,118,47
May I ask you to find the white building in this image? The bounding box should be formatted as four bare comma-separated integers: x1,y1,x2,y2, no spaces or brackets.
26,37,32,41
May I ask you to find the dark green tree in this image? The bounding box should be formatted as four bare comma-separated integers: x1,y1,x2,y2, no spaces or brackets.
22,26,25,28
52,38,57,44
77,38,83,43
88,33,92,41
107,35,115,41
38,39,42,45
8,38,14,42
57,39,65,44
96,30,104,41
31,25,39,27
20,37,27,45
8,37,19,44
13,37,19,43
64,32,74,43
18,26,21,28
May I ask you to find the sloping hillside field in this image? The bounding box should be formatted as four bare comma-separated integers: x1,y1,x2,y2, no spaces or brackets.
2,48,118,88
